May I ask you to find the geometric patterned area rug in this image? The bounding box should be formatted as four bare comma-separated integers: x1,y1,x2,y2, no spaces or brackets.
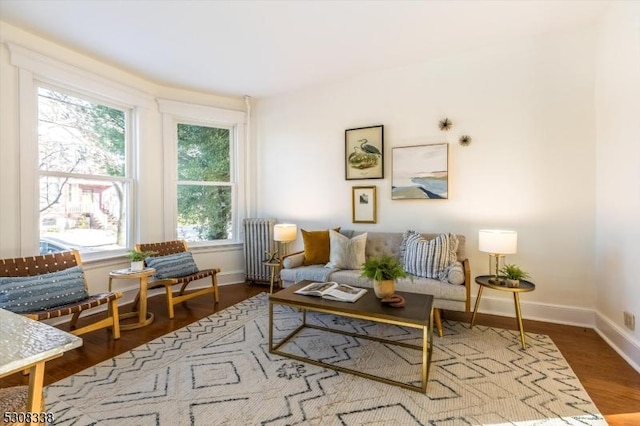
45,293,606,425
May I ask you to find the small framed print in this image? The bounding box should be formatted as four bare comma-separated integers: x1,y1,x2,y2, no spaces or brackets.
345,125,383,180
352,186,377,223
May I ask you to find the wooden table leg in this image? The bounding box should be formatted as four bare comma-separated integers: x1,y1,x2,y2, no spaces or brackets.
119,276,154,330
470,285,484,327
26,361,45,422
269,265,276,294
139,275,148,324
514,292,526,349
268,300,274,350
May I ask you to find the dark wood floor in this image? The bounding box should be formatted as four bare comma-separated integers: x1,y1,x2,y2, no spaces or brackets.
2,283,639,425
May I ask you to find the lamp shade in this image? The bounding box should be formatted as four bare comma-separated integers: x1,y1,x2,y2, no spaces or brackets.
274,224,297,242
478,229,517,254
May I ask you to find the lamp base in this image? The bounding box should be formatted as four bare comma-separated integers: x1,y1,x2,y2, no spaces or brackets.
488,276,505,285
488,253,506,285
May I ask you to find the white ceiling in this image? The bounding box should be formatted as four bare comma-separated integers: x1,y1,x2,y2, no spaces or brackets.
0,0,610,98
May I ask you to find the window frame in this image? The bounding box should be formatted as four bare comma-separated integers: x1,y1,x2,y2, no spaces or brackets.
36,83,135,255
9,44,153,259
158,99,246,247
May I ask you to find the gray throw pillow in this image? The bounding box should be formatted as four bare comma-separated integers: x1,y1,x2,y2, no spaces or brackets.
0,266,88,313
145,252,199,279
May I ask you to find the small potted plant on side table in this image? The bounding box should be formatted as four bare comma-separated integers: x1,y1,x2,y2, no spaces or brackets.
499,264,530,288
127,250,157,272
361,254,408,298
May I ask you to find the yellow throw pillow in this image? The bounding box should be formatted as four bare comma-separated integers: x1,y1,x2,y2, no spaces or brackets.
302,228,340,265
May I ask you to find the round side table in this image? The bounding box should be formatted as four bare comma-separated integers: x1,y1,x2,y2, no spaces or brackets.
109,268,156,330
471,275,535,349
262,261,281,294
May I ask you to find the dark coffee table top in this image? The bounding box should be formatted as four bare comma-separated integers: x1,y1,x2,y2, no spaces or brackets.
269,280,433,327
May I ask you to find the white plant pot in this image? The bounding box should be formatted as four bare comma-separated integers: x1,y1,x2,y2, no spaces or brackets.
373,279,395,298
130,261,144,271
505,278,520,288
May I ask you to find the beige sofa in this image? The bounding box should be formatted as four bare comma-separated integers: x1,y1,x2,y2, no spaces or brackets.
280,230,471,337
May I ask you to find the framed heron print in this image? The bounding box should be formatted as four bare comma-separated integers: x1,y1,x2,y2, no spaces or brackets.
345,125,383,180
392,143,449,199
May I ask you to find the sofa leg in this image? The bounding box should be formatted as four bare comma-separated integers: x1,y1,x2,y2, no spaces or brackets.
434,308,444,337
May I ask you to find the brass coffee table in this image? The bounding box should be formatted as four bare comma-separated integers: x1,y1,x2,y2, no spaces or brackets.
268,280,434,393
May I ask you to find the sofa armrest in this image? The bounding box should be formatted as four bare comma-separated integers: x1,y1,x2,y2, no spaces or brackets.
282,251,304,269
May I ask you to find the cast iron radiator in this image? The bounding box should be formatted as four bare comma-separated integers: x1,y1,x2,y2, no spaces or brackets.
243,218,277,283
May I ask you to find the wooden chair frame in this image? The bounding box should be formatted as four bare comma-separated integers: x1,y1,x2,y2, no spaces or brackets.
135,240,220,319
0,250,121,339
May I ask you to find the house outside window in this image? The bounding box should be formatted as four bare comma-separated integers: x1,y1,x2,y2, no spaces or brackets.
37,86,132,255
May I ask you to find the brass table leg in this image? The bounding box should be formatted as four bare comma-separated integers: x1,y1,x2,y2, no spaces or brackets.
514,293,526,349
470,286,484,327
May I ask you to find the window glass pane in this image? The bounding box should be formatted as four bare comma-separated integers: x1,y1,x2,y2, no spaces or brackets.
39,176,126,254
38,88,125,177
177,185,232,241
177,124,230,182
38,86,129,255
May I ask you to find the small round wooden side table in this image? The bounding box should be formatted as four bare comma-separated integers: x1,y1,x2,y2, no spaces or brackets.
471,275,535,350
262,261,281,294
109,268,156,330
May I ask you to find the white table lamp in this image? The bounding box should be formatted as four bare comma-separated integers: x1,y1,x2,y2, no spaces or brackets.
479,229,517,283
274,223,297,259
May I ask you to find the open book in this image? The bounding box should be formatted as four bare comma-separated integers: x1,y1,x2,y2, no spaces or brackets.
294,282,367,303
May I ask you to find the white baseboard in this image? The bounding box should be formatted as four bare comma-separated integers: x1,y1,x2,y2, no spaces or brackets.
472,295,597,327
474,295,640,373
594,312,640,373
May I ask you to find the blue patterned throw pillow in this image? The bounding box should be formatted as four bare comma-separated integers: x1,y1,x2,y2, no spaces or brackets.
145,252,199,279
0,266,89,313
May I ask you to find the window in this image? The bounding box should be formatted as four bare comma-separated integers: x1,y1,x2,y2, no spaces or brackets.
159,99,246,245
37,86,132,255
177,123,233,241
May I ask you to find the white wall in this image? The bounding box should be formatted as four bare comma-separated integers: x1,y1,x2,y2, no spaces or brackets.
255,28,598,324
0,22,248,297
2,7,639,369
594,1,640,368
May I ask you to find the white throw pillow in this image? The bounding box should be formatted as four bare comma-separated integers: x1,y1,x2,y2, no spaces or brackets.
325,230,367,269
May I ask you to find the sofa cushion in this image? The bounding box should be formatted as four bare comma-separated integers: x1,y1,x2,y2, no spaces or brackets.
281,264,335,283
301,228,339,265
326,230,367,269
402,231,458,279
145,252,199,279
0,266,89,313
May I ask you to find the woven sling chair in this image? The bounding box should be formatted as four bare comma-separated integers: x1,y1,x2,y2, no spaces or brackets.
0,250,121,339
135,240,220,319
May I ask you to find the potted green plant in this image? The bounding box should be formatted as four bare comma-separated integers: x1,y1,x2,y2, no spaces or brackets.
361,255,408,298
127,249,157,271
499,263,530,287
